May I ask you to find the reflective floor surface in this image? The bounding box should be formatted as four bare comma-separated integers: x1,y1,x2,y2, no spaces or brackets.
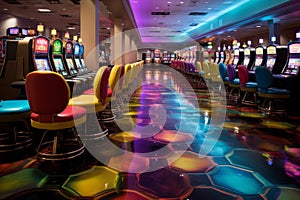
0,64,300,199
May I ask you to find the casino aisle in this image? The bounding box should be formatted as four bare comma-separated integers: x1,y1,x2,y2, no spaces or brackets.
1,63,300,199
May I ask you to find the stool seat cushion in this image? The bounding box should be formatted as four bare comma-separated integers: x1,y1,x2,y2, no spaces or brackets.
231,78,240,85
0,100,30,114
245,82,257,88
258,87,290,94
0,100,31,121
69,95,106,113
83,88,94,95
224,77,229,82
31,105,86,130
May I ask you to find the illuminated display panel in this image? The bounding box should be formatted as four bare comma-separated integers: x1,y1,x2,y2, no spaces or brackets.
255,47,264,66
75,58,84,73
66,58,77,75
66,42,73,54
285,43,300,75
266,46,276,69
74,44,80,55
53,58,67,76
52,40,62,55
9,28,19,35
34,37,49,54
35,58,50,71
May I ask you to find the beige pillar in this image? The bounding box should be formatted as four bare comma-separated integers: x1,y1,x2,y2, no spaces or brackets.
111,18,123,65
80,0,99,71
124,32,131,64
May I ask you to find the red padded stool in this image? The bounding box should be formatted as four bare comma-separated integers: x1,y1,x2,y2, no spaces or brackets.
25,71,87,161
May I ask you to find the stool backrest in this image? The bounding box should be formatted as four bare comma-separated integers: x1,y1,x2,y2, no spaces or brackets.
109,65,121,91
94,66,110,105
255,66,273,89
26,71,69,115
238,65,249,86
227,64,236,82
218,63,227,80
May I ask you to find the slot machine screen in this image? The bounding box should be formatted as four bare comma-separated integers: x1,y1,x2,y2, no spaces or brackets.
66,58,77,75
255,47,264,66
220,52,224,62
54,58,67,76
80,59,87,71
233,49,239,65
74,44,80,55
27,29,36,36
286,43,300,74
75,58,83,73
266,46,276,69
35,58,50,71
8,28,19,36
21,29,28,36
244,48,250,66
34,37,49,54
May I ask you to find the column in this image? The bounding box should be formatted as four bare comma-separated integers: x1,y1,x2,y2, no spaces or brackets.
111,18,124,65
268,19,280,44
80,0,99,71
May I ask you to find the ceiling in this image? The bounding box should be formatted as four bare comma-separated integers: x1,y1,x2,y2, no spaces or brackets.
0,0,299,46
0,0,112,41
123,0,300,43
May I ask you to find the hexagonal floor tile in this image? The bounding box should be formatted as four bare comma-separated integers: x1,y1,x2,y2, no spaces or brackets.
0,168,48,199
62,166,121,197
226,149,295,185
137,168,193,199
170,151,216,173
186,186,242,200
263,186,300,200
209,165,270,195
96,190,152,200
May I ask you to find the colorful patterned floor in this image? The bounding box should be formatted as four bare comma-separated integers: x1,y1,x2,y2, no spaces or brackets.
1,64,300,199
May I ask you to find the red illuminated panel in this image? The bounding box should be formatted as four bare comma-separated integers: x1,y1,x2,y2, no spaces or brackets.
289,43,300,53
66,42,73,54
27,29,36,36
34,37,49,54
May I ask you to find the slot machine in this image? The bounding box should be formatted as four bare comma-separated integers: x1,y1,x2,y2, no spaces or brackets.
145,50,151,63
73,43,85,74
281,41,300,76
219,51,225,64
50,39,69,77
214,50,220,63
243,47,255,70
250,45,266,72
266,44,288,74
79,44,91,73
233,48,244,69
33,36,52,72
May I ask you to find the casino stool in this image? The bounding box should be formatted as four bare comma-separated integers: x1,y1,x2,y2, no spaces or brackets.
69,66,110,137
218,62,229,90
227,64,240,102
202,62,211,85
255,66,290,115
238,65,257,106
25,71,86,161
0,100,32,160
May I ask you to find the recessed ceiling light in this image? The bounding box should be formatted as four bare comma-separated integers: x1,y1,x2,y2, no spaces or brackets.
62,8,66,11
38,8,51,13
168,1,172,3
205,1,208,3
155,6,159,9
3,8,8,11
178,20,181,23
30,17,34,20
256,25,261,28
227,35,231,37
67,27,76,30
106,27,110,30
208,7,211,10
180,1,184,4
